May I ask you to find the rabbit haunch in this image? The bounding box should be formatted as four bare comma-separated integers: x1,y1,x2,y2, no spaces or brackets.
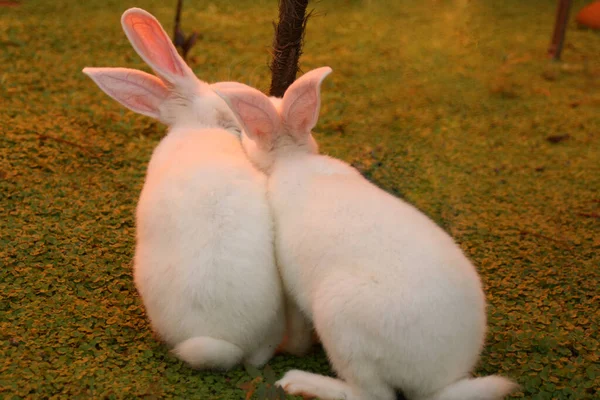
216,68,519,400
83,7,286,370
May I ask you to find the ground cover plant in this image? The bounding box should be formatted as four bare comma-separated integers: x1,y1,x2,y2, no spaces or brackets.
1,0,599,398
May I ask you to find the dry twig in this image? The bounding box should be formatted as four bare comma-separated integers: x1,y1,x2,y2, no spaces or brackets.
35,132,101,158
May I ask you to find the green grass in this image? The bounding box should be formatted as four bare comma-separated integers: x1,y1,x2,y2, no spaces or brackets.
1,0,599,398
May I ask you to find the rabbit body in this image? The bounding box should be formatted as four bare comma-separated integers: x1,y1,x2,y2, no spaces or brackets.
268,153,489,400
83,8,285,370
134,127,284,369
216,67,519,399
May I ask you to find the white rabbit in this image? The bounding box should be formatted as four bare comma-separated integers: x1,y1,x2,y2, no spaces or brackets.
215,67,519,399
82,8,286,370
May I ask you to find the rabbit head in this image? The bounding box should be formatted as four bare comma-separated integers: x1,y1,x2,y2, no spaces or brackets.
215,67,332,172
83,8,242,134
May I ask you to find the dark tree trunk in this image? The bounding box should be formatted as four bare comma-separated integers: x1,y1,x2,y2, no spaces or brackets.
548,0,573,60
269,0,311,97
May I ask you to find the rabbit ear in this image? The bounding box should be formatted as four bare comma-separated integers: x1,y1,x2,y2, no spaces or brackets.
121,8,193,84
210,81,253,91
82,67,169,120
280,67,332,136
215,85,280,146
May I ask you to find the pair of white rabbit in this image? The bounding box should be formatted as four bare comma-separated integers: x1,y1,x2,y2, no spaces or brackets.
84,8,518,400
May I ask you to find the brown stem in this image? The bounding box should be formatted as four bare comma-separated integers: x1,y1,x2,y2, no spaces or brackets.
548,0,573,60
0,1,21,7
175,0,183,37
269,0,311,97
518,229,576,253
35,132,100,158
173,0,186,56
577,212,600,219
519,229,564,244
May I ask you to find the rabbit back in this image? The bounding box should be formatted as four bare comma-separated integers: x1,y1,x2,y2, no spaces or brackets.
134,128,284,355
269,155,487,395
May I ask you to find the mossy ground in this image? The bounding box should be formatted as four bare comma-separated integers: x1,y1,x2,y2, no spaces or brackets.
1,0,599,399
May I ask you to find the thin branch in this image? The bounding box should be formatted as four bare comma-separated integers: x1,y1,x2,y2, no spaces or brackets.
518,229,576,253
548,0,573,60
519,229,565,244
175,0,183,30
34,132,101,158
0,1,22,7
173,0,185,51
577,212,600,219
172,0,198,61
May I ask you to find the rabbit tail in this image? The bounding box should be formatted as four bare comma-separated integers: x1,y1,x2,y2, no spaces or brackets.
422,375,519,400
172,336,244,370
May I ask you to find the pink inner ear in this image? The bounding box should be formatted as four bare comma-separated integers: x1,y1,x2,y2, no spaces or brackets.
84,67,169,118
233,98,275,139
124,13,184,78
99,73,167,113
281,66,331,134
127,94,158,113
284,86,317,132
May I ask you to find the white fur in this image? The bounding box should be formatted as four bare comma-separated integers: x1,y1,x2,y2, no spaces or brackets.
216,67,519,398
83,8,285,369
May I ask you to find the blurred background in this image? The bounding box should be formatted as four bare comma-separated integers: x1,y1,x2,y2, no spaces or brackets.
1,1,599,399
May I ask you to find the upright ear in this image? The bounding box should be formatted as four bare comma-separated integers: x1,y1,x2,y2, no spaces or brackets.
215,84,280,146
280,66,332,135
121,8,193,84
82,67,169,120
